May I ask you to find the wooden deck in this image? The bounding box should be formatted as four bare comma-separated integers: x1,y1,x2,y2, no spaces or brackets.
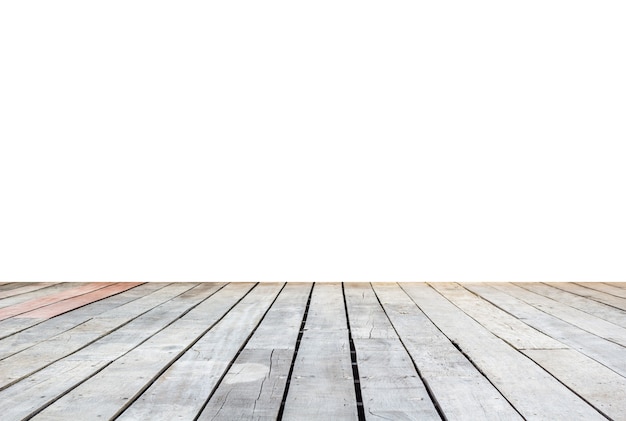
0,282,625,420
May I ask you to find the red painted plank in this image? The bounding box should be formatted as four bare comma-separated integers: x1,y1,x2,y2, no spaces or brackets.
0,283,116,320
16,283,144,319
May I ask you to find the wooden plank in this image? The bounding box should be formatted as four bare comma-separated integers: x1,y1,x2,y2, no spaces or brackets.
402,283,603,420
576,282,626,299
603,282,626,289
0,282,117,320
0,283,167,360
197,283,312,420
16,282,143,319
432,283,626,419
522,349,626,420
0,283,89,310
465,283,626,377
0,283,198,390
30,283,253,421
430,283,565,350
0,282,58,301
1,283,229,421
516,283,626,328
495,283,626,347
344,283,440,420
118,283,284,420
282,283,358,420
372,283,521,421
0,283,162,344
548,282,626,311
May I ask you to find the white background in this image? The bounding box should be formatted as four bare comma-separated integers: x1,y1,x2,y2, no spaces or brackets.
1,1,625,282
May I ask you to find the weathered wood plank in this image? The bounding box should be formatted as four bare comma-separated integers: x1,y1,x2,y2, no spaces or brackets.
523,349,626,420
465,283,626,377
0,282,59,301
1,283,228,421
0,282,116,320
118,283,284,420
0,283,198,390
282,283,358,420
197,283,312,421
495,283,626,347
548,282,626,311
430,283,565,350
0,283,163,342
0,283,167,360
372,283,521,421
432,283,626,419
30,283,252,421
576,282,626,299
402,283,603,420
516,283,626,328
345,283,440,420
0,283,92,311
15,282,143,319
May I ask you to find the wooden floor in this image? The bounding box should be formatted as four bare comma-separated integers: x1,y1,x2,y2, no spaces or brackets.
0,282,625,420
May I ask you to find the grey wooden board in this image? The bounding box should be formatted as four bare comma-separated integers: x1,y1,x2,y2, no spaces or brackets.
522,348,626,421
0,283,167,360
344,283,440,420
495,283,626,347
0,282,64,307
515,282,626,328
402,283,604,420
429,283,565,350
432,283,626,418
372,283,520,421
465,283,626,377
31,283,253,421
0,283,136,339
282,283,358,421
0,283,199,389
576,282,626,299
197,283,312,421
547,282,626,311
0,283,226,420
118,283,284,420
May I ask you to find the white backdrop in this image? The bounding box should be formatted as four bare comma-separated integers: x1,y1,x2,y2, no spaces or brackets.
1,1,625,282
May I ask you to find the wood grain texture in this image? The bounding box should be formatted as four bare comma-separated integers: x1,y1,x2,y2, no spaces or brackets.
0,282,59,303
345,283,440,420
494,283,626,347
465,283,626,377
403,283,604,420
373,283,521,421
576,282,626,299
515,282,626,328
547,282,626,311
118,283,284,421
198,283,312,421
0,282,117,320
0,283,225,420
430,283,565,350
0,282,622,421
282,283,358,421
0,283,197,390
31,283,251,421
15,282,143,319
0,283,166,358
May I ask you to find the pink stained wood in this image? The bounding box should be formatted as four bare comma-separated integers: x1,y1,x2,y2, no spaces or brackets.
0,283,117,320
15,283,144,319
